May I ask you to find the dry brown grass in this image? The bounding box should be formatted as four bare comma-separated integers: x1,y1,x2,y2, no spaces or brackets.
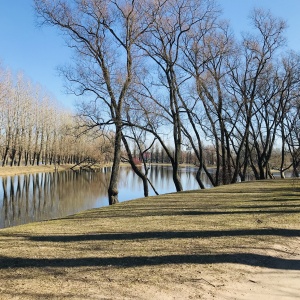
0,179,299,299
0,164,73,177
0,163,113,177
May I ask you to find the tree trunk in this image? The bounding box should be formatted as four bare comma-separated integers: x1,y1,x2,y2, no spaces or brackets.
121,134,151,197
171,160,183,192
2,147,9,167
17,149,23,166
108,124,122,205
195,167,205,189
10,148,17,166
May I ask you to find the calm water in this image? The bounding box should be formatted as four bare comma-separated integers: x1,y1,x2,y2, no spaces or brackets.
0,165,211,229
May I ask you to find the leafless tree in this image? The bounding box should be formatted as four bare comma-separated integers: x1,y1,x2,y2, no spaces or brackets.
133,0,219,190
224,9,287,181
34,0,158,204
121,103,159,197
0,65,107,169
180,17,233,186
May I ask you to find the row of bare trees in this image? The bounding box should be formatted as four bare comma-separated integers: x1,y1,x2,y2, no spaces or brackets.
0,68,113,167
34,0,300,204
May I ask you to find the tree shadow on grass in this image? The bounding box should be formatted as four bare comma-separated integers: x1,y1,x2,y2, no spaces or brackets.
27,228,300,242
57,207,300,219
0,253,299,270
180,209,300,215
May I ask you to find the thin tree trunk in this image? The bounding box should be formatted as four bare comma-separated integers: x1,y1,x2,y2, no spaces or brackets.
122,134,150,197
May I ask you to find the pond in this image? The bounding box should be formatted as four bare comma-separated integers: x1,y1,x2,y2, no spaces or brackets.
0,165,212,229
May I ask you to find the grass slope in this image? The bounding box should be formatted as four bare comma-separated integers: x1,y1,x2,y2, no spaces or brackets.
0,179,299,299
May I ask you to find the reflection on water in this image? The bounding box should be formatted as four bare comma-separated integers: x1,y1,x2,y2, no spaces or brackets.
0,165,211,229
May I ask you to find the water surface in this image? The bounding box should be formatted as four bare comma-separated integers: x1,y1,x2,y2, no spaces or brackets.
0,165,210,228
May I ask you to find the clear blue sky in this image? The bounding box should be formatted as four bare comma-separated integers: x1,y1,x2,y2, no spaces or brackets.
0,0,300,110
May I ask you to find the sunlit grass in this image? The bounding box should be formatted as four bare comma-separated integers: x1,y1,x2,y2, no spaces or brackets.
0,178,299,299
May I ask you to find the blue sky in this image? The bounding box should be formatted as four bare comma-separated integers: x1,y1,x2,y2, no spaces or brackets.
0,0,300,110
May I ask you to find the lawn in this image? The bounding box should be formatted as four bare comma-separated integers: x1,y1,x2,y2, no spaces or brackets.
0,179,299,299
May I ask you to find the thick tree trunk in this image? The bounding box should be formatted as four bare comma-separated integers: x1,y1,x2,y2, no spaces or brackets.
108,124,122,205
171,160,183,192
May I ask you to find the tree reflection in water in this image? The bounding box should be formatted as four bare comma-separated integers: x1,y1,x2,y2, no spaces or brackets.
0,166,211,228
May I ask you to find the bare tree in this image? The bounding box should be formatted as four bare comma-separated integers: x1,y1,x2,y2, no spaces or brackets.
180,18,233,186
35,0,157,204
0,64,108,169
275,53,300,178
285,109,300,177
246,51,300,179
133,0,218,191
1,71,14,166
224,9,287,181
121,107,159,197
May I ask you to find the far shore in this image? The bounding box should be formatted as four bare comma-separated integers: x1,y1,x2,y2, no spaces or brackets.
0,162,200,178
0,163,112,177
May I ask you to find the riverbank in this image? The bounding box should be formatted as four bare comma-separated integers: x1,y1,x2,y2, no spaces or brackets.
0,163,113,177
0,162,196,177
0,164,70,177
0,163,170,177
0,179,299,299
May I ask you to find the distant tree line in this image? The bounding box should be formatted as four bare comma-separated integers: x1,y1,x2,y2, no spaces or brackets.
0,68,113,167
31,0,300,204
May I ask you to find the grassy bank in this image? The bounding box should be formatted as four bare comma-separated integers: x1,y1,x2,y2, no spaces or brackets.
0,163,112,177
0,179,299,299
0,162,194,177
0,164,72,177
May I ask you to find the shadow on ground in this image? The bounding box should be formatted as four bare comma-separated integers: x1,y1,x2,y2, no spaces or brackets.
0,253,299,270
26,228,300,242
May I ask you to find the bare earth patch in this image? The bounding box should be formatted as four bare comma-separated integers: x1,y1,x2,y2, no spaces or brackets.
0,179,299,299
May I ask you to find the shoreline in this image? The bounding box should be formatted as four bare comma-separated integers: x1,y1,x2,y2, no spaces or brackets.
0,162,199,178
0,165,70,177
0,164,112,177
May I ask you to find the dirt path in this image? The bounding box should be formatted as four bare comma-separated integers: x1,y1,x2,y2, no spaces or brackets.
0,179,299,299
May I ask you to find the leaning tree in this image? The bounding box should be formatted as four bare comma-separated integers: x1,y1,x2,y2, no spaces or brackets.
34,0,158,204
